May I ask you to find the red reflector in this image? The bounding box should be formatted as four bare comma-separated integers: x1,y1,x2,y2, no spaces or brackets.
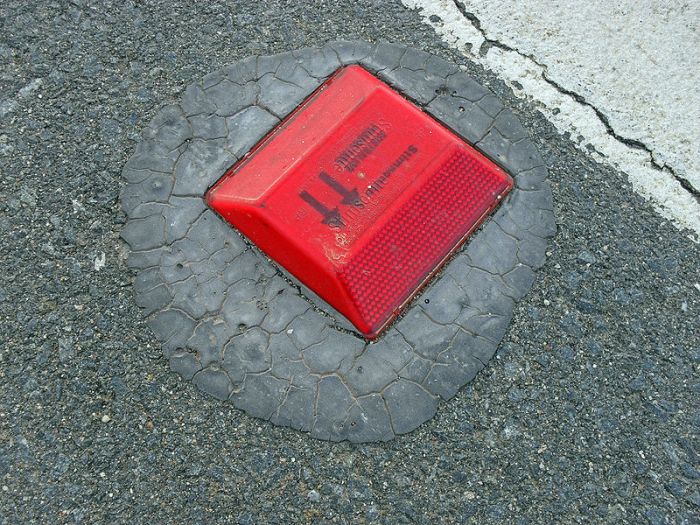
207,65,513,339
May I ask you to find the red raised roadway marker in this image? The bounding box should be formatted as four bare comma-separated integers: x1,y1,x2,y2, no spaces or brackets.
207,65,513,339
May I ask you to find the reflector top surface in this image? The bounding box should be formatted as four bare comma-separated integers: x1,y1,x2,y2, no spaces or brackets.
207,65,513,338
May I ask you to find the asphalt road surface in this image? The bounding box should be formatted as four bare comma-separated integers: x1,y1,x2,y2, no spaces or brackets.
1,1,698,524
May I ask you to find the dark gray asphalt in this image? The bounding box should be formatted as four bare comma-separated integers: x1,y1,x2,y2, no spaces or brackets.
0,1,698,524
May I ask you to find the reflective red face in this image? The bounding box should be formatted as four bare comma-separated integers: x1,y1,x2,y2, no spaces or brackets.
207,65,513,338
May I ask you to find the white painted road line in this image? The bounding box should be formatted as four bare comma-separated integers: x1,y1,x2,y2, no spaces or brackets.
403,0,700,240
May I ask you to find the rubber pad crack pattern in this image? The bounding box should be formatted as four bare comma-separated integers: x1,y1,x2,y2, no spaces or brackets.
120,40,555,442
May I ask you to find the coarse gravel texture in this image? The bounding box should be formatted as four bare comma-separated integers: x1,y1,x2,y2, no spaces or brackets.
120,40,554,442
0,1,698,524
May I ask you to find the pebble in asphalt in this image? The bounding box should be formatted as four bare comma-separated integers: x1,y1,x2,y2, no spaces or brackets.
0,1,698,524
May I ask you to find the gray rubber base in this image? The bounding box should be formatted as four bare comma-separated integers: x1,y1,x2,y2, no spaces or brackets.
120,40,555,442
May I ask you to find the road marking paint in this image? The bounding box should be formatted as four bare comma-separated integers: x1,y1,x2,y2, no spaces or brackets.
403,0,700,240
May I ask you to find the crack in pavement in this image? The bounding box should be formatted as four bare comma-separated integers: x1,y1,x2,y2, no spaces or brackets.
403,0,700,238
450,0,699,203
